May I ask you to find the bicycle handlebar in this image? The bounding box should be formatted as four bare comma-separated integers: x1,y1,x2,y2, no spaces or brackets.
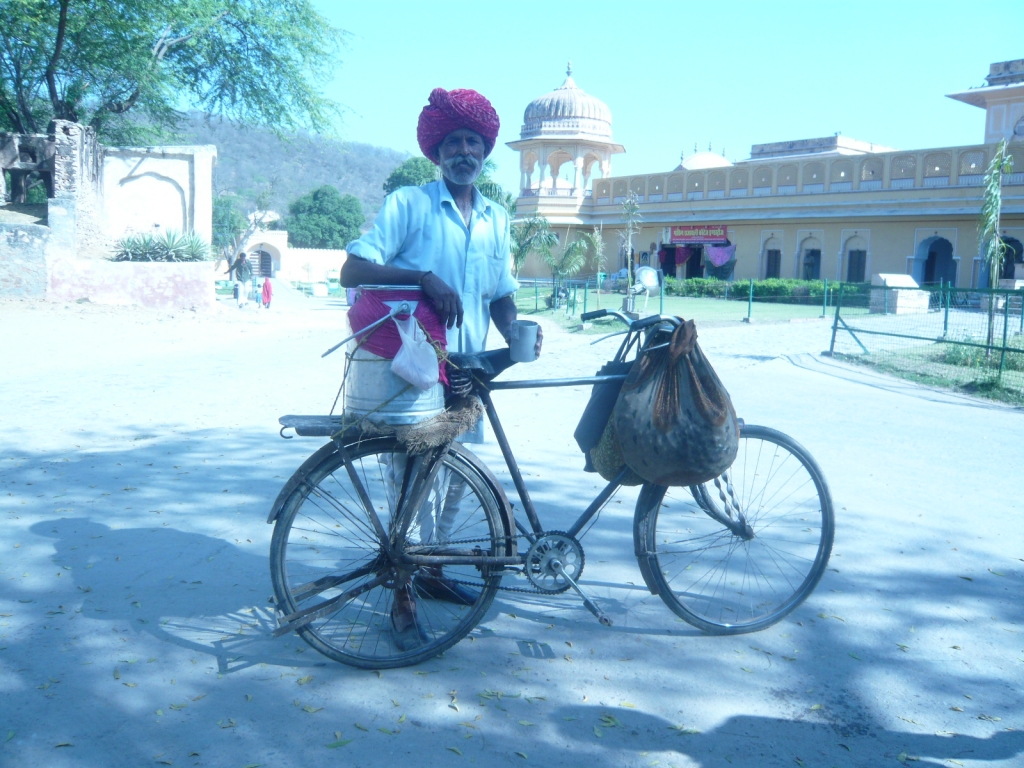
580,308,670,333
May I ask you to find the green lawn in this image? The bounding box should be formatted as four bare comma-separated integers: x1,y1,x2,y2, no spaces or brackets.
514,290,862,331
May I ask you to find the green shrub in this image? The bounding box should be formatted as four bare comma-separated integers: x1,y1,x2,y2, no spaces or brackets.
662,277,870,304
110,231,212,262
941,333,1024,371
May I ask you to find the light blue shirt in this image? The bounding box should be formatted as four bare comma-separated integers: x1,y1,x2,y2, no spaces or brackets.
346,180,519,354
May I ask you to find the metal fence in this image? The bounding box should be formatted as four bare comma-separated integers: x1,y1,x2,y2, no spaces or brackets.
516,275,869,324
828,283,1024,398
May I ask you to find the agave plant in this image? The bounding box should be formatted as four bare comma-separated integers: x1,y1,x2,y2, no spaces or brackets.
110,230,213,262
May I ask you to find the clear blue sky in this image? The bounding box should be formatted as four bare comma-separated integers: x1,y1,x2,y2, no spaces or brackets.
314,0,1024,194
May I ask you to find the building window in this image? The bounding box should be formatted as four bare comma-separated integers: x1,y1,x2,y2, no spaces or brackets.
847,249,867,282
765,249,781,278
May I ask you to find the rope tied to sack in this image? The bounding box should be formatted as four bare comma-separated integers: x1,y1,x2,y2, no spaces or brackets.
624,318,731,433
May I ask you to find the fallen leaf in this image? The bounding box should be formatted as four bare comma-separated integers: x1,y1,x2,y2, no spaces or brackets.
897,644,909,652
378,727,394,735
519,720,534,726
950,706,964,712
325,739,353,748
848,652,862,661
123,682,137,688
516,752,528,759
297,676,313,685
446,746,463,755
809,704,822,711
5,731,14,743
55,742,73,748
593,726,603,737
246,694,253,702
170,703,186,710
155,710,164,716
620,701,636,708
795,759,806,767
951,646,962,650
302,706,322,713
354,723,368,731
740,668,753,673
978,714,1002,722
113,668,120,680
669,726,700,734
959,576,973,582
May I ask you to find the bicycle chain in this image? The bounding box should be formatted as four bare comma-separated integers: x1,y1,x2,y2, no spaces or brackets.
401,532,548,595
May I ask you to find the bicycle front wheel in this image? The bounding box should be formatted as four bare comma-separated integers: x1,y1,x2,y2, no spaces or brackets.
635,425,834,634
270,437,506,668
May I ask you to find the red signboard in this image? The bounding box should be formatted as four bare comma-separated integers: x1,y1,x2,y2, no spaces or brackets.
670,225,728,244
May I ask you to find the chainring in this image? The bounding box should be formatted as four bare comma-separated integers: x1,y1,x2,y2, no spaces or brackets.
525,531,585,594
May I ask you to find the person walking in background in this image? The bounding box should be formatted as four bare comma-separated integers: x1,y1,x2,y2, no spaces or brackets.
228,253,253,307
261,276,273,309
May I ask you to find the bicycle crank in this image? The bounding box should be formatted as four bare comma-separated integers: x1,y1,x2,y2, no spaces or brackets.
525,532,584,594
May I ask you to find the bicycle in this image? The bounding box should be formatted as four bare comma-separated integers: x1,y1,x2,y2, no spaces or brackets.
268,310,835,668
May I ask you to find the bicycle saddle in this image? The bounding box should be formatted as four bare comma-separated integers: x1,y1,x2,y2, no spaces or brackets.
447,348,515,380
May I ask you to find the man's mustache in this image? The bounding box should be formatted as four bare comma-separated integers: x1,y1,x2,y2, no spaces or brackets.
446,155,479,169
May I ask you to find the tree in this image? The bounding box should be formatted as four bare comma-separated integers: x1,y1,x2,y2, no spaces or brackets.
511,214,557,277
544,228,588,308
621,191,643,288
218,185,272,267
212,195,247,249
383,157,437,195
580,224,607,306
0,0,343,143
979,139,1015,352
281,185,364,249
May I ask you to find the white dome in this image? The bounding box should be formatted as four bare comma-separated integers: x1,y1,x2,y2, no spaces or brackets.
521,64,612,140
676,152,733,171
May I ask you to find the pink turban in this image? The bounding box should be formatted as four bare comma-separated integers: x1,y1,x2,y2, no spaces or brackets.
417,88,500,164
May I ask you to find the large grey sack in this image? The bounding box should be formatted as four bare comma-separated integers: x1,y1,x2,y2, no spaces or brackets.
614,319,739,486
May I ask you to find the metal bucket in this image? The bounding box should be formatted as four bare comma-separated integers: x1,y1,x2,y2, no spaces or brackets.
342,285,445,426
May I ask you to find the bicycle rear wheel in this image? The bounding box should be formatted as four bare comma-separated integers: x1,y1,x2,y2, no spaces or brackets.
635,425,834,634
270,437,506,668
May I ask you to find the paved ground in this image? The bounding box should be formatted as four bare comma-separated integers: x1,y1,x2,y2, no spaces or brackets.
1,297,1022,768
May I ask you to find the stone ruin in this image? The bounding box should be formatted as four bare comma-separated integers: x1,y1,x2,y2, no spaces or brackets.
1,120,216,303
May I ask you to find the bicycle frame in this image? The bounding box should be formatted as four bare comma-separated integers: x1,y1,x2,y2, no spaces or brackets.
478,380,629,543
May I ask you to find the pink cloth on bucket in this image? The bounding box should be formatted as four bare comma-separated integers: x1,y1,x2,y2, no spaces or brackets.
347,288,449,387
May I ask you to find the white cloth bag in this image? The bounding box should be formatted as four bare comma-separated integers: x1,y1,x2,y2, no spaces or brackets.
391,315,440,391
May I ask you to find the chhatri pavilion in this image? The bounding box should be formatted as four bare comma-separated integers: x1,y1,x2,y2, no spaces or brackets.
510,60,1024,287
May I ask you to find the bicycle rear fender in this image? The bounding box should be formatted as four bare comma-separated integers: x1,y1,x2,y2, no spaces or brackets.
267,439,342,524
632,483,664,596
449,442,517,557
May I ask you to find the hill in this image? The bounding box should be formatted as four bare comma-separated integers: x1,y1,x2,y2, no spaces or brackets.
180,114,409,221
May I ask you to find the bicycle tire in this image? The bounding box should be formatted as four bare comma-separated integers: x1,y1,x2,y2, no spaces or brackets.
634,424,834,634
270,436,505,668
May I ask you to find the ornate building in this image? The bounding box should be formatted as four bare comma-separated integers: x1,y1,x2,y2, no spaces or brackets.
511,60,1024,288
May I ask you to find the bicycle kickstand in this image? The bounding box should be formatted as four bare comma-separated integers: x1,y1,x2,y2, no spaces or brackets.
551,561,613,627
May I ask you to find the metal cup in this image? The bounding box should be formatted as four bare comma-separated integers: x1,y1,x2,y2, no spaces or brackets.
509,319,539,363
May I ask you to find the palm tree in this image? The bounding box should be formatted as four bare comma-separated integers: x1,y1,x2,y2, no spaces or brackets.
979,140,1014,352
511,214,558,277
580,224,607,307
544,229,588,309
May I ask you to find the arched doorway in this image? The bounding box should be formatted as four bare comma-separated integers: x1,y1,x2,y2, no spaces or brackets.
799,236,822,280
920,237,955,285
1000,237,1023,281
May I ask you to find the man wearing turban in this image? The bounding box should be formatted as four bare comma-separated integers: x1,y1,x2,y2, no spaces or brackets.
341,88,541,650
343,87,536,354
